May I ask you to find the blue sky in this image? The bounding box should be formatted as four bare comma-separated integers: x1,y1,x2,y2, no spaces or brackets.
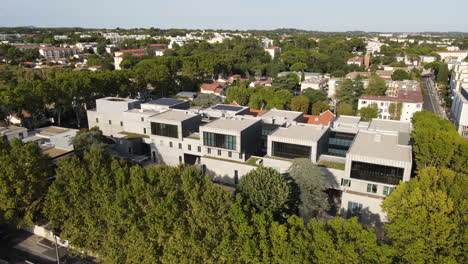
1,0,467,32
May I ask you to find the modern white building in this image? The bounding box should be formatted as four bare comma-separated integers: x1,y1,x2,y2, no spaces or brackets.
339,118,412,221
87,97,416,223
451,87,468,138
358,80,423,121
0,125,28,141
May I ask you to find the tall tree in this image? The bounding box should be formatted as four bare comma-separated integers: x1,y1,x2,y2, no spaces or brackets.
366,74,387,96
311,101,329,115
382,167,467,264
337,103,354,116
0,138,53,226
288,159,329,222
358,103,379,121
290,96,309,113
237,167,292,219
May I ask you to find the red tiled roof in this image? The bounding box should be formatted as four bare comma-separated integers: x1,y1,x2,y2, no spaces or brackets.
303,110,336,126
200,81,225,92
150,44,168,47
214,88,224,94
228,102,240,106
40,47,79,50
348,56,364,62
116,48,145,53
248,109,267,117
266,46,281,50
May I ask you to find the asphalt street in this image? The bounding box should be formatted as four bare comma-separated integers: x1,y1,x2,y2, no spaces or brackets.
421,75,447,118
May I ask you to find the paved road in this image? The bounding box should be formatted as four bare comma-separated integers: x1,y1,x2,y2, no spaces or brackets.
421,75,447,118
0,228,67,264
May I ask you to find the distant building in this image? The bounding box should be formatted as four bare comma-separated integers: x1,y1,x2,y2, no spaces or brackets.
358,80,423,121
200,81,228,96
39,47,80,60
347,56,364,67
114,49,147,70
264,46,282,59
0,125,28,141
450,62,468,93
433,50,468,63
300,76,328,92
451,87,468,138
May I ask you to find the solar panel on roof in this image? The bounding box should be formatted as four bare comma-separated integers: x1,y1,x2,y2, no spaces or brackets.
150,98,184,105
212,105,243,111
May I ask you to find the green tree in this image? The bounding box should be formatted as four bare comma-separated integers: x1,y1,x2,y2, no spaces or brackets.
302,88,327,106
267,90,293,110
290,96,309,113
70,129,108,156
337,103,354,115
192,93,222,108
0,138,53,226
437,62,449,85
391,69,410,81
358,103,378,121
411,111,465,171
382,167,467,264
311,101,329,115
311,217,392,264
366,74,387,96
237,167,292,219
271,73,299,91
288,159,329,222
290,62,308,81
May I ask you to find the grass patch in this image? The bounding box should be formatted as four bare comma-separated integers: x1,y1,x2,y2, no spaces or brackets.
246,157,261,166
119,131,149,139
318,160,345,170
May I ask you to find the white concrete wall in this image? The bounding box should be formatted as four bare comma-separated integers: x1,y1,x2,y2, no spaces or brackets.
341,192,387,222
201,156,256,185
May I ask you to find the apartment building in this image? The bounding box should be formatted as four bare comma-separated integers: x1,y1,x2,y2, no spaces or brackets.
433,50,468,63
88,97,414,222
450,62,468,93
347,56,364,67
39,47,80,60
264,46,282,59
358,80,423,121
451,87,468,138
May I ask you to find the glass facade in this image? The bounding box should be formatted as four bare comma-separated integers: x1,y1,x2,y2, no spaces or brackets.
272,141,311,159
203,132,236,150
151,122,178,138
350,161,404,185
327,132,355,157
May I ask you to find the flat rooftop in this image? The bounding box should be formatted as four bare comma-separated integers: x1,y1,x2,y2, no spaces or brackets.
260,109,303,121
333,115,361,126
100,97,139,103
125,108,161,115
270,124,328,142
348,131,412,163
0,125,26,136
368,119,411,133
202,117,259,132
147,98,186,106
150,109,199,122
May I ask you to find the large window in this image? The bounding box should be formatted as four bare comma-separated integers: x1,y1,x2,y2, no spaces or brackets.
327,132,355,157
151,122,178,138
203,132,236,150
350,161,404,185
272,141,311,159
